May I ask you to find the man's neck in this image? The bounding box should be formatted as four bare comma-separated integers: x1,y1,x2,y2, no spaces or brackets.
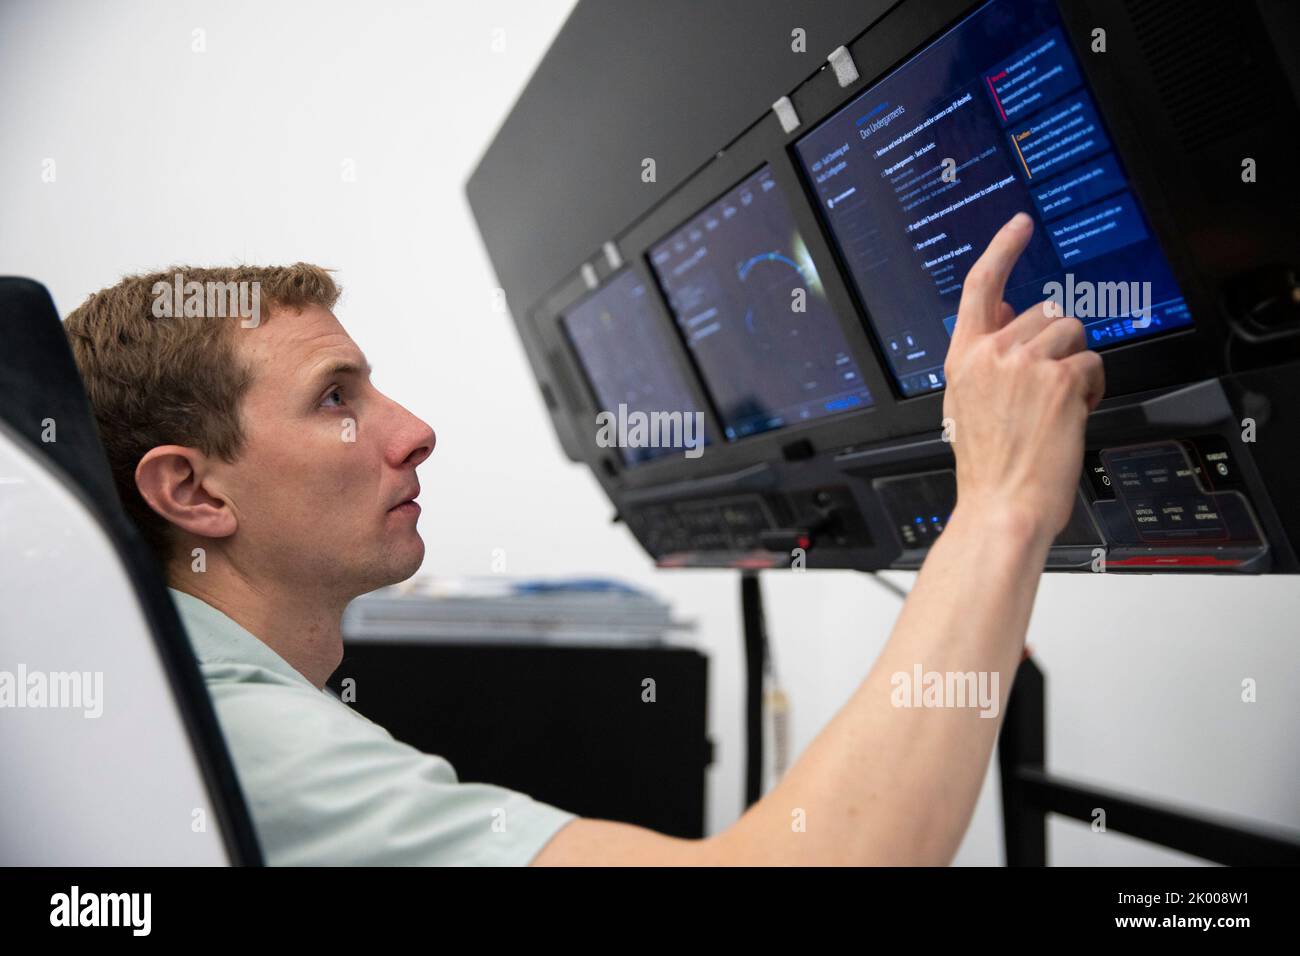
171,566,347,690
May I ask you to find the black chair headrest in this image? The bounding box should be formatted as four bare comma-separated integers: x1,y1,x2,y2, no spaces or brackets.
0,276,123,521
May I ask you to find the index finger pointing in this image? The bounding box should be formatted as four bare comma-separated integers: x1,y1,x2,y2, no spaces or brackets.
955,212,1034,338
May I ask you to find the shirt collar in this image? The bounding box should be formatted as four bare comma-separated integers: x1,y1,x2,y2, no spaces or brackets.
168,586,317,689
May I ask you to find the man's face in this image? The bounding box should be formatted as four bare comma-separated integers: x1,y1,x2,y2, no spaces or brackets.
210,304,435,597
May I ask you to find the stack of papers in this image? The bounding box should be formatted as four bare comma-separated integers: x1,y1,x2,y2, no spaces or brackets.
342,576,694,647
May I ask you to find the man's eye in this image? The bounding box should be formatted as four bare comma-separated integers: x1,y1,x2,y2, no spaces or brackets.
320,386,346,408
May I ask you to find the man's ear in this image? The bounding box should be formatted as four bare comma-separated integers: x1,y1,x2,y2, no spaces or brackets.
134,445,237,540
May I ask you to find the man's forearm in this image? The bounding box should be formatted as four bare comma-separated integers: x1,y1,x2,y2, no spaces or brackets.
534,214,1099,867
709,503,1053,865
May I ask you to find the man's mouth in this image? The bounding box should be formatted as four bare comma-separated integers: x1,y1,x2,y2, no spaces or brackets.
388,483,421,515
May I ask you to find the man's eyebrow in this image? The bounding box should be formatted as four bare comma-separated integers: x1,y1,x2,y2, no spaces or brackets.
306,357,373,389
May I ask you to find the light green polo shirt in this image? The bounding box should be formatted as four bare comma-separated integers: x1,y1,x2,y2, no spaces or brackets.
168,587,576,866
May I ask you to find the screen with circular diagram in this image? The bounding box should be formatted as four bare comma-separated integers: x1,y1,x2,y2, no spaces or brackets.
647,165,874,440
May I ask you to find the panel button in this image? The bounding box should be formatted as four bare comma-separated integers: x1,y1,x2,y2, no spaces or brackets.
1084,450,1114,500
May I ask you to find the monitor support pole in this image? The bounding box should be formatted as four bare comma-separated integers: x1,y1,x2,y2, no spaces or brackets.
740,571,767,808
998,656,1300,865
737,577,1298,863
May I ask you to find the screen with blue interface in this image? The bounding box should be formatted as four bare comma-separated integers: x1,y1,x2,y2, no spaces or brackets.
561,268,706,466
648,165,874,441
794,0,1192,397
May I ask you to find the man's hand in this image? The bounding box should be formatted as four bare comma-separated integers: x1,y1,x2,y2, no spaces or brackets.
943,212,1105,543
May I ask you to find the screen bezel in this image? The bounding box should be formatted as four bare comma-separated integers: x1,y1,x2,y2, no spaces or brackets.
788,0,1200,400
644,161,879,444
528,0,1225,493
558,267,711,467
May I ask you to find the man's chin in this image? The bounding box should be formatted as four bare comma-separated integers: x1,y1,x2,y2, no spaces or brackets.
387,535,426,585
349,535,425,596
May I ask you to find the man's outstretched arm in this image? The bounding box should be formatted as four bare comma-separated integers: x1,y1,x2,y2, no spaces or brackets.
533,213,1104,866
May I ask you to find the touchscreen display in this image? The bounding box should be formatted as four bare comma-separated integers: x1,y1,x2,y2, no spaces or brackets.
648,165,874,440
561,268,705,466
794,0,1192,396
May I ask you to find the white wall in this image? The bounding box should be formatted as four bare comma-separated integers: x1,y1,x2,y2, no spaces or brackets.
3,0,1296,865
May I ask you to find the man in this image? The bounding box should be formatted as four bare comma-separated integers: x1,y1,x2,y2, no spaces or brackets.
64,212,1102,865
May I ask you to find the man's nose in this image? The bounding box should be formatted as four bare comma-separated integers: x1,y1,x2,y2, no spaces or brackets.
387,401,435,469
402,420,435,469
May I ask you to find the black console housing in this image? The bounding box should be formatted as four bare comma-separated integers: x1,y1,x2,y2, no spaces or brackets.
467,0,1300,573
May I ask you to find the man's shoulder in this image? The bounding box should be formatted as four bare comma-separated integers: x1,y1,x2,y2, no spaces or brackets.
166,586,577,865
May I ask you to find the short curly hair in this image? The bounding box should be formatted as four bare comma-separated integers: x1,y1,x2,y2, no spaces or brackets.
63,263,341,567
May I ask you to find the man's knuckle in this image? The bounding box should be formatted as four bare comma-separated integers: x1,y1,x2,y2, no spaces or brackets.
1047,360,1074,392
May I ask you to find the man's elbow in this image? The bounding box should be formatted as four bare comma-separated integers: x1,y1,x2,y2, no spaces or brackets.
529,818,731,866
